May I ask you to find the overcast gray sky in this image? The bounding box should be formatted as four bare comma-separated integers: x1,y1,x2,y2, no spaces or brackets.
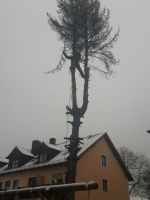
0,0,150,162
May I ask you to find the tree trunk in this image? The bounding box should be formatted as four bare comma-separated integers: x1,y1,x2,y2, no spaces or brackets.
65,63,89,200
65,114,81,184
65,61,82,200
65,6,89,200
65,116,81,200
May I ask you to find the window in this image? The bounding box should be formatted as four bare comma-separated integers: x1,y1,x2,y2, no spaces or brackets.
0,182,3,190
5,180,10,190
39,153,47,163
102,179,108,192
28,177,37,187
12,160,19,168
101,155,107,167
52,173,63,184
28,176,44,187
13,180,19,189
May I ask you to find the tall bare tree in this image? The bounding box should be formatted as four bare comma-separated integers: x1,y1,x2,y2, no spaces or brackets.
119,146,150,200
47,0,119,199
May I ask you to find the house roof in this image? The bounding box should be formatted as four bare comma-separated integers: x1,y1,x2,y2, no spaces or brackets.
0,157,8,164
42,142,62,152
6,146,35,159
17,147,35,157
0,133,133,181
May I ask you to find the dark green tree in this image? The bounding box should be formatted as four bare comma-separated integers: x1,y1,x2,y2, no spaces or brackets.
47,0,119,199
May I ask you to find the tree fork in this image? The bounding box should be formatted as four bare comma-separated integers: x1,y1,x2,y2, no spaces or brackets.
48,1,119,200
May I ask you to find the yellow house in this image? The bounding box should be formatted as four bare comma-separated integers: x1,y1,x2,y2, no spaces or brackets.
0,133,133,200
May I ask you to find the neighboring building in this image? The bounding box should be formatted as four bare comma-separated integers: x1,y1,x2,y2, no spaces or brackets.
0,133,133,200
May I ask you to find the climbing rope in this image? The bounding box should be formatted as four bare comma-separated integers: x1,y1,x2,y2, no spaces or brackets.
65,86,72,140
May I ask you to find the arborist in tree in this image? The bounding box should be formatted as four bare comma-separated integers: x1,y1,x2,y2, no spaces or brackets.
63,49,85,79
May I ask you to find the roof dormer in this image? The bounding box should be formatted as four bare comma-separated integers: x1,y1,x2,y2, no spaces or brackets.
6,146,35,169
37,141,61,163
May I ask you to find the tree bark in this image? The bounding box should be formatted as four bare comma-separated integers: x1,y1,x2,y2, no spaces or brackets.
65,4,90,200
65,51,89,200
65,64,82,200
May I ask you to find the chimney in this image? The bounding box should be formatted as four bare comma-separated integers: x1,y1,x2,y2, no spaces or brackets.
49,138,56,145
31,140,41,155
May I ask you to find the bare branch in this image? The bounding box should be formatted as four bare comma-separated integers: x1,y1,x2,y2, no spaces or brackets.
89,65,114,78
133,188,144,200
118,146,150,199
44,50,65,74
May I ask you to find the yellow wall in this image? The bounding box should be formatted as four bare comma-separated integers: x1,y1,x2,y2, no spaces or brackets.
0,165,66,187
76,138,129,200
0,137,130,200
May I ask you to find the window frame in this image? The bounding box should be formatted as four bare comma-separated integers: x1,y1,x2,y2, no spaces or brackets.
28,177,37,187
0,182,3,190
102,179,108,192
39,153,47,163
28,176,44,187
52,173,64,184
12,160,19,168
13,179,19,189
4,180,11,190
101,155,107,167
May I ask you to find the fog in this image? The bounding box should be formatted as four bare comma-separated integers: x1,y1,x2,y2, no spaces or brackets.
0,0,150,163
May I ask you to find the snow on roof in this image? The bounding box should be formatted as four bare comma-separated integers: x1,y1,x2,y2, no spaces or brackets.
0,157,8,163
0,164,8,172
49,133,103,164
44,142,62,151
0,133,104,175
0,181,98,195
17,147,35,157
79,133,103,156
23,157,38,167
